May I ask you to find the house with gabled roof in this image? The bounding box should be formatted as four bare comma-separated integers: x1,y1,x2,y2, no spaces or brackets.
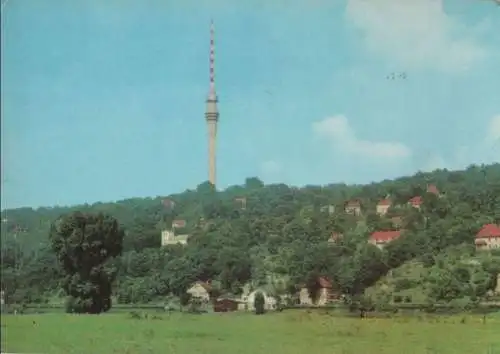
187,281,212,302
408,184,440,209
376,198,392,215
172,219,187,229
369,230,401,249
475,224,500,251
299,277,340,306
344,200,361,216
426,184,440,195
161,230,188,246
234,197,247,210
320,204,336,215
328,232,343,243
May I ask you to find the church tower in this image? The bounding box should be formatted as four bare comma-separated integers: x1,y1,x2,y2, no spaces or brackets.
205,20,219,187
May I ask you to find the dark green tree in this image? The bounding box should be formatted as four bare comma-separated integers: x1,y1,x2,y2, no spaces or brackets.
49,212,124,314
254,291,265,315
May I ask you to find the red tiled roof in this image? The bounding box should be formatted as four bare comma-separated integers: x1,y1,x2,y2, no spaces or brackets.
172,219,186,228
370,230,401,243
346,200,361,207
427,184,439,194
476,224,500,238
330,232,342,240
318,277,332,288
408,196,422,206
378,199,391,206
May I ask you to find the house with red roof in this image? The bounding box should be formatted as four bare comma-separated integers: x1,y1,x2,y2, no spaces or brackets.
426,184,440,195
369,230,401,249
328,232,343,243
299,277,341,306
475,224,500,251
172,219,187,228
408,184,440,209
344,200,361,216
408,196,423,209
376,199,391,215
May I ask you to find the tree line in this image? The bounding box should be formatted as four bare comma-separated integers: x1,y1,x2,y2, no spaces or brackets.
1,164,500,313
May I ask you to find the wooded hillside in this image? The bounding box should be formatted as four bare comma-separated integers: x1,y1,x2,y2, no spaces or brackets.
1,164,500,306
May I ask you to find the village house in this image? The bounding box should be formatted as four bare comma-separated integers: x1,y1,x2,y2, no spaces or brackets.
408,184,440,209
369,230,401,249
390,216,403,228
161,230,188,246
186,281,211,302
299,277,340,306
344,200,361,216
172,219,187,229
408,196,423,209
162,198,175,209
213,298,241,312
376,199,391,215
234,197,247,210
328,232,343,243
320,205,336,215
475,224,500,251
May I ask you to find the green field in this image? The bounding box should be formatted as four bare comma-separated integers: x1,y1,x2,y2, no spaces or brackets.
2,310,500,354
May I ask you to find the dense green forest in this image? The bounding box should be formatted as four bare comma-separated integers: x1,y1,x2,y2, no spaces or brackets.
1,164,500,308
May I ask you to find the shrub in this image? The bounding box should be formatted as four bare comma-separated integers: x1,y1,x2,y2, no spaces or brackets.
254,292,265,315
394,278,415,292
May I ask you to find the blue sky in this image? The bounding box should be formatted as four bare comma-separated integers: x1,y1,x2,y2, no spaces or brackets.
1,0,499,209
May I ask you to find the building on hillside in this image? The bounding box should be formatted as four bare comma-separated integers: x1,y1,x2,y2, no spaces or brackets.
328,232,343,243
242,290,277,311
187,281,211,302
162,199,175,209
299,277,340,306
234,197,247,210
390,216,403,228
496,274,500,294
344,200,361,215
426,184,440,195
213,298,240,312
0,290,4,306
408,185,440,209
172,219,187,229
161,230,188,246
475,224,500,251
320,205,336,215
369,230,401,249
408,196,423,209
376,199,391,215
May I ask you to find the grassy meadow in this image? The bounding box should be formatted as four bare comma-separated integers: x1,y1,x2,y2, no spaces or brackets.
2,310,500,354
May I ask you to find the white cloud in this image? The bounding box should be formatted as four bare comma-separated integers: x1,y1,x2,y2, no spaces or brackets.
421,114,500,171
486,114,500,143
345,0,487,72
312,115,411,160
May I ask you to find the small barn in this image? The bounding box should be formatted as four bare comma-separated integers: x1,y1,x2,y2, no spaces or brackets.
213,298,240,312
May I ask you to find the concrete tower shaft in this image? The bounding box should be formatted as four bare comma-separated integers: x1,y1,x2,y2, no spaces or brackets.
205,20,219,186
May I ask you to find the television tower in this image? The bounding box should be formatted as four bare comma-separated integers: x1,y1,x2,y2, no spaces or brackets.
205,20,219,187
